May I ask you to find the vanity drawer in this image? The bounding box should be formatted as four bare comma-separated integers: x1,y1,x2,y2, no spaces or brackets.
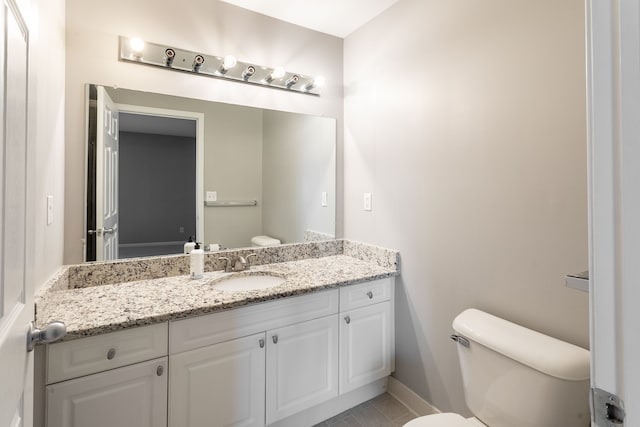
46,322,168,384
340,278,393,311
170,289,339,354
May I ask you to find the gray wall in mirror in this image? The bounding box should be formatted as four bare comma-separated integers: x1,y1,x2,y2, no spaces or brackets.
91,86,336,259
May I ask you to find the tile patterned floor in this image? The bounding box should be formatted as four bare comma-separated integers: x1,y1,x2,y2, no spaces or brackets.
313,393,417,427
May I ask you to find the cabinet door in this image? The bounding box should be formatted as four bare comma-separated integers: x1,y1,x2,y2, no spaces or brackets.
266,315,339,424
47,357,168,427
340,301,392,394
169,333,266,427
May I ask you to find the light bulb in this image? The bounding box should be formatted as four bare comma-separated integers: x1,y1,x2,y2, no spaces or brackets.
272,66,285,79
129,37,145,53
223,55,237,70
305,75,325,91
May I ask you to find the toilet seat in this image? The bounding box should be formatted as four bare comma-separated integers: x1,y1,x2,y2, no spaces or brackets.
404,413,487,427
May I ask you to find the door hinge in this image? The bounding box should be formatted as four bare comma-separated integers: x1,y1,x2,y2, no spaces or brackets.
592,387,625,426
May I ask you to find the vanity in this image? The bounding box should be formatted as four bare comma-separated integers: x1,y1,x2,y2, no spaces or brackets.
35,240,399,427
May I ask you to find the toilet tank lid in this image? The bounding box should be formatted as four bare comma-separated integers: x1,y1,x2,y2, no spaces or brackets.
453,309,590,381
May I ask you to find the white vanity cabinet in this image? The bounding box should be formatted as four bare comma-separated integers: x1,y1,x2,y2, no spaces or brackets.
169,332,267,427
339,278,394,394
168,289,340,427
45,323,169,427
265,315,339,424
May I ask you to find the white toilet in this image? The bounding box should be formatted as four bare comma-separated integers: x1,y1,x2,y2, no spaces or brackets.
250,235,281,247
404,309,590,427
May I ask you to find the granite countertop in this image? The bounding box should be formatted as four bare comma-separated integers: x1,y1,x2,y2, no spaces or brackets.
36,254,397,341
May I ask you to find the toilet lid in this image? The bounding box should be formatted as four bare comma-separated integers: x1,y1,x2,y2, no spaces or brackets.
403,413,477,427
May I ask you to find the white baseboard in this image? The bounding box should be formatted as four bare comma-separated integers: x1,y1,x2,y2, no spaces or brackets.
387,376,440,417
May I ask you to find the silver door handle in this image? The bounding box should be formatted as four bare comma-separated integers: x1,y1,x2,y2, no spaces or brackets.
87,229,102,236
27,321,66,351
103,227,117,235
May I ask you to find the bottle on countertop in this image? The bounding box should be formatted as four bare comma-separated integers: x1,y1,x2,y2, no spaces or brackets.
190,242,204,279
184,236,196,254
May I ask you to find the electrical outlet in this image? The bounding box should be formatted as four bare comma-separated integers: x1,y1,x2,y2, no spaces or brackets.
322,192,328,207
206,191,217,202
46,196,54,225
179,226,184,233
363,193,372,211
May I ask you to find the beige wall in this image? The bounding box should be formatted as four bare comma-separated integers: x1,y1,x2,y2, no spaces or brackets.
262,110,336,244
64,0,344,263
344,0,589,415
29,0,66,290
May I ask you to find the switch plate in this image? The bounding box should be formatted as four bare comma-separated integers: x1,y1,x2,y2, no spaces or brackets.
46,196,54,225
363,193,372,211
206,191,217,202
321,192,328,207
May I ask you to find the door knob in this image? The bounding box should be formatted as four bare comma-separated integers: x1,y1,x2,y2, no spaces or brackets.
27,321,66,352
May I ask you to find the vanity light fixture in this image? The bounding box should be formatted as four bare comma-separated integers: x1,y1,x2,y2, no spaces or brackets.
119,36,323,95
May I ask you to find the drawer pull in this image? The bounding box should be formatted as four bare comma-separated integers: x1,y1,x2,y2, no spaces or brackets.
259,339,265,348
107,348,116,360
344,316,351,325
156,365,164,376
367,291,374,299
272,335,278,344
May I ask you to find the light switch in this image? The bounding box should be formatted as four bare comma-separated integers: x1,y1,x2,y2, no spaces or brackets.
363,193,372,211
47,195,54,225
321,192,328,207
206,191,217,202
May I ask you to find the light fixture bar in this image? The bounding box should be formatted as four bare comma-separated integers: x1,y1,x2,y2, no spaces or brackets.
119,36,322,96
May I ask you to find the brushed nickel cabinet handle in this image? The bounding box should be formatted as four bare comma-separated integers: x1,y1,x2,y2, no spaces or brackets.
259,339,265,348
157,365,164,376
345,316,351,325
367,291,373,299
272,335,278,344
107,348,116,360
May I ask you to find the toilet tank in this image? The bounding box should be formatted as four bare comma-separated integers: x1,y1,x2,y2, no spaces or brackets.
452,309,590,427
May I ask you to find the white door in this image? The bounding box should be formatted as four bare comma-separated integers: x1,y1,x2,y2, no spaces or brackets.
96,86,119,261
0,1,32,427
169,333,266,427
586,1,640,425
47,357,168,427
266,316,339,425
339,301,392,394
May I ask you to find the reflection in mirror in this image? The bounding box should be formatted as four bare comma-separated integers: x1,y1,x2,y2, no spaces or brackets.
85,85,336,262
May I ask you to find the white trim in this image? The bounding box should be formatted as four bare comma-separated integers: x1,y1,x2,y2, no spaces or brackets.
115,103,205,244
587,0,640,424
387,376,440,417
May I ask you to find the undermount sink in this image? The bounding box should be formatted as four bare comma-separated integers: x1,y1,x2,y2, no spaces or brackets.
211,272,286,292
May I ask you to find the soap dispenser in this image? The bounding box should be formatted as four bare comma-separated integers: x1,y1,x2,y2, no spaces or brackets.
184,236,196,254
190,242,204,279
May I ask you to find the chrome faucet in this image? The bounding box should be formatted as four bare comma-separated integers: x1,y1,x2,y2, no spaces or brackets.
218,253,257,272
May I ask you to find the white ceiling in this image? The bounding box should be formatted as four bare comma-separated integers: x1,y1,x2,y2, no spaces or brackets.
218,0,401,38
